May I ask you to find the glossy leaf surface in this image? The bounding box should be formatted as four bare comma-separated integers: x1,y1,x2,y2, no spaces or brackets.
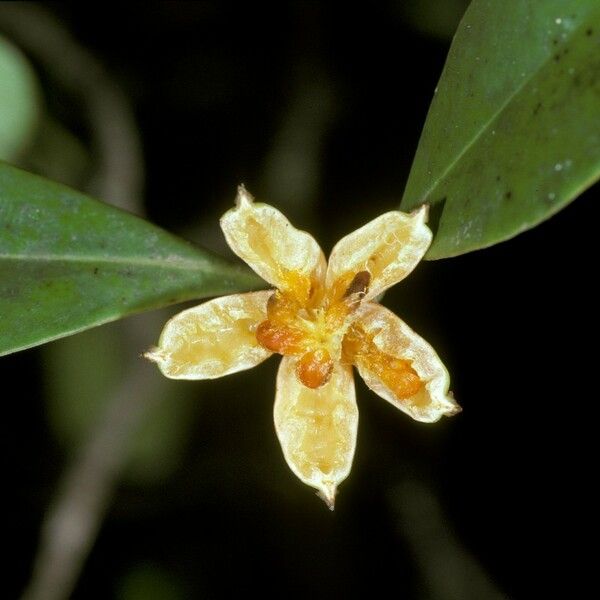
402,1,600,258
0,163,262,355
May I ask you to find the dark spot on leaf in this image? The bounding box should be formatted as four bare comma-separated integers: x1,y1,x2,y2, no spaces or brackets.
168,298,177,303
504,191,512,200
553,53,560,62
427,198,446,238
586,28,593,36
495,175,501,182
533,101,542,115
553,38,559,45
93,267,99,275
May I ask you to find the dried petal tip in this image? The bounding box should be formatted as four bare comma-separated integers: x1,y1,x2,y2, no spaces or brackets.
445,392,462,416
317,483,337,511
413,203,429,222
143,347,162,363
235,184,254,208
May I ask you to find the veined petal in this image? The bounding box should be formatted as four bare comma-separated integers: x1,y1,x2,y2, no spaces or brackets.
326,206,432,302
352,303,460,423
274,356,358,508
220,186,326,303
145,291,273,379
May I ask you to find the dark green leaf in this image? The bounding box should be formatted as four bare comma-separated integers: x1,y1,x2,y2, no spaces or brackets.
0,162,263,356
401,0,600,259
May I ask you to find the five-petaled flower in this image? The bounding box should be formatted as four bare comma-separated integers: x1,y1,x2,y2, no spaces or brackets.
145,186,460,507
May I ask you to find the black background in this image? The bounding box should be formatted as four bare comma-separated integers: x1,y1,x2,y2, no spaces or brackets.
4,2,597,598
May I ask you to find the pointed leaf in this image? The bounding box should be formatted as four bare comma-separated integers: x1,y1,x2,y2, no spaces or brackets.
0,162,263,356
401,0,600,259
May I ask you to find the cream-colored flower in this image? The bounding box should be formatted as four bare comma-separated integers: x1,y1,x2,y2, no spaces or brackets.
146,186,460,507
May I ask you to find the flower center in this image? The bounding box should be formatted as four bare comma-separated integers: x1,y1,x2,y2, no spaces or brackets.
256,271,371,388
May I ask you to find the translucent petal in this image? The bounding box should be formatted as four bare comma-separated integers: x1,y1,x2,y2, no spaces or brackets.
220,186,326,302
145,291,273,379
326,206,432,301
274,356,358,508
353,303,460,423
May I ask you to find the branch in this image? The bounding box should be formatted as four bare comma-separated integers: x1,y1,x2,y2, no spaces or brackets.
21,360,161,600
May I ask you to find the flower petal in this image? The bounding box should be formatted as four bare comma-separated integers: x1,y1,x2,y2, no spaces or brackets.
145,291,273,379
352,303,460,423
326,206,432,301
274,356,358,508
220,186,326,302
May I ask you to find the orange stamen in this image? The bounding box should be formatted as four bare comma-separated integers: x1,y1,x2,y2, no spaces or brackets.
342,326,423,399
296,349,334,389
377,359,422,398
256,320,304,354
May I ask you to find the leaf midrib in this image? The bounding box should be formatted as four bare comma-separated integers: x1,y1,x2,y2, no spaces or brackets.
412,14,590,205
0,252,221,272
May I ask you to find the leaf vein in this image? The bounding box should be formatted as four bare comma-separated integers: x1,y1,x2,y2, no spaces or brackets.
0,253,218,271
